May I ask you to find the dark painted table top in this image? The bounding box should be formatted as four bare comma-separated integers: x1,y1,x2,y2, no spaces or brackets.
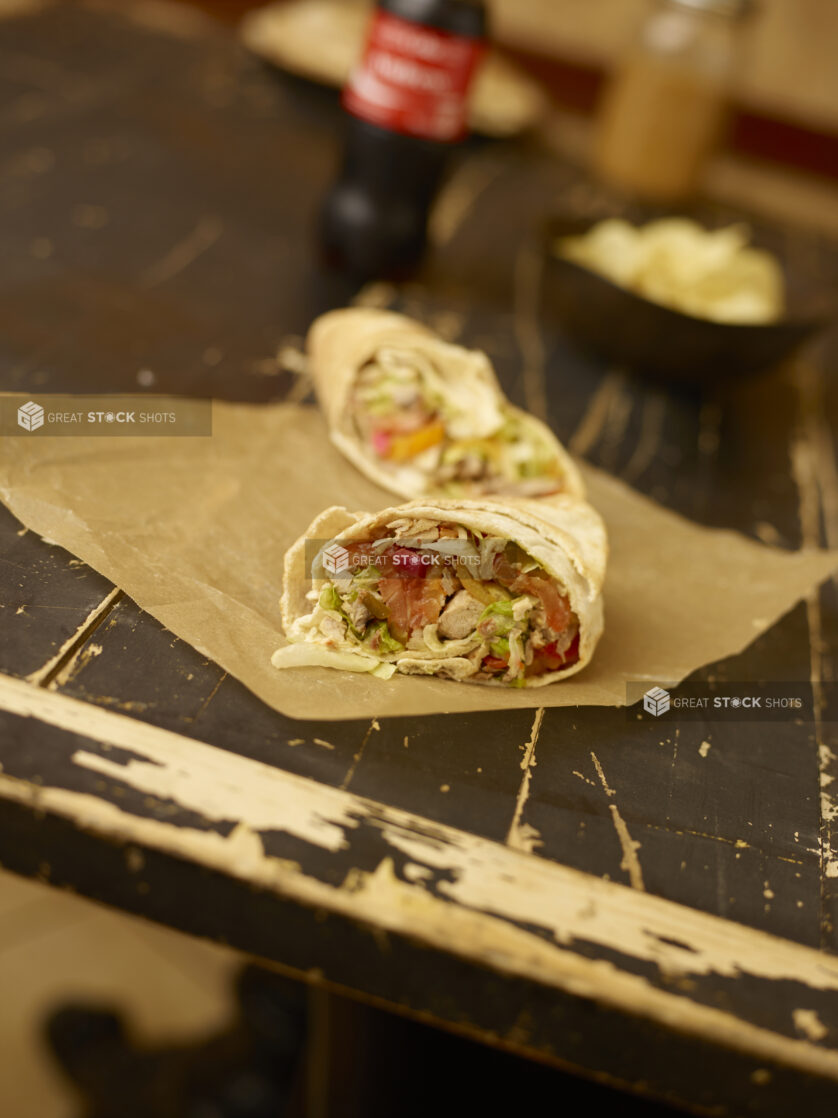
2,4,838,1115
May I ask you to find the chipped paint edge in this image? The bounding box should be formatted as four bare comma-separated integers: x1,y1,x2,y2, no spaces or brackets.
2,672,838,1079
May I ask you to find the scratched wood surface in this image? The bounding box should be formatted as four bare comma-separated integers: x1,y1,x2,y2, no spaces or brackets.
2,4,838,1115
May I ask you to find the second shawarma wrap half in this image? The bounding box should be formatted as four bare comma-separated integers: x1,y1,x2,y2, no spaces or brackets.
272,495,605,687
308,308,584,501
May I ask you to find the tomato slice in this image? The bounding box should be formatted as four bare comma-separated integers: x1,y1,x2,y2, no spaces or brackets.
530,633,580,675
482,655,509,673
379,573,446,644
514,573,571,634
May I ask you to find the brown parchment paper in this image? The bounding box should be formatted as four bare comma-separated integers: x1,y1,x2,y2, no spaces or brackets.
0,399,836,720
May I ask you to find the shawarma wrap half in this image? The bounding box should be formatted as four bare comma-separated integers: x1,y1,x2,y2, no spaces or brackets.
308,308,584,501
272,496,605,687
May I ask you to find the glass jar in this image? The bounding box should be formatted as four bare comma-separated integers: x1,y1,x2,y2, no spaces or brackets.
593,0,754,203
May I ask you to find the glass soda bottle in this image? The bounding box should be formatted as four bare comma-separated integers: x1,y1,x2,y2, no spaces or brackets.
319,0,488,280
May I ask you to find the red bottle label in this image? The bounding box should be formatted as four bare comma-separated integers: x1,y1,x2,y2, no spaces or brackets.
342,10,484,142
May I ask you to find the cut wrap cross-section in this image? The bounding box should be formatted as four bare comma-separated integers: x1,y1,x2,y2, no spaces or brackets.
273,495,606,688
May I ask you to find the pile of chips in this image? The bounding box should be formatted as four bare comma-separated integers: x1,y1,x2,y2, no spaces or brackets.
557,218,784,324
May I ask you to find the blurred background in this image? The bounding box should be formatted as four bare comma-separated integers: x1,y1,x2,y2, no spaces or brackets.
115,0,838,258
193,0,838,187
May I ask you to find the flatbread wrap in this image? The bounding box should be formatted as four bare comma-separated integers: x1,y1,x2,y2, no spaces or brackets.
308,308,584,501
272,496,606,687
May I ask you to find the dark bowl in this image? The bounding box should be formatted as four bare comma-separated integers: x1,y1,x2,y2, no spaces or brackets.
541,216,835,383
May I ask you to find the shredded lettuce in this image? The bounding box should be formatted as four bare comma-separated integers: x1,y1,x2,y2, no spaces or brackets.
363,620,404,656
481,599,514,619
356,355,437,420
319,586,341,612
489,637,510,659
477,536,507,578
364,393,400,416
318,584,360,637
440,439,493,466
371,662,397,679
507,629,525,677
350,563,381,585
479,596,536,654
504,541,540,574
510,595,537,621
479,599,516,636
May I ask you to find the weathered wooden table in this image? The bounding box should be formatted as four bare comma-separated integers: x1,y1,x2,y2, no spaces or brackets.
2,4,838,1115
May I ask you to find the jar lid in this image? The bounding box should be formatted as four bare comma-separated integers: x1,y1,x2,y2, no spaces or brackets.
670,0,755,17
